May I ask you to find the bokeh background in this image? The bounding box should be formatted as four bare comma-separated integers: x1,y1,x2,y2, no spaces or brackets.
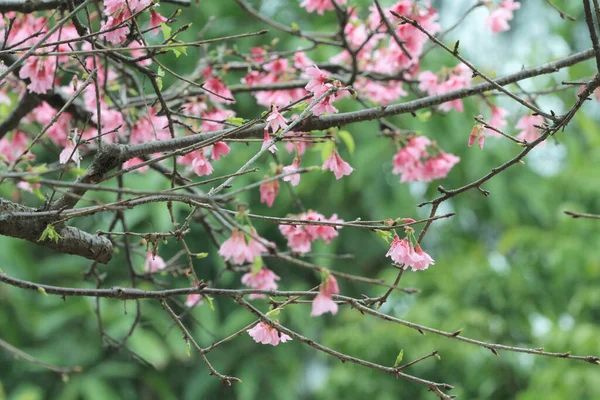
1,0,600,399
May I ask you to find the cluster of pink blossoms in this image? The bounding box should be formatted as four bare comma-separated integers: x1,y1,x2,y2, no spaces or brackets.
515,114,545,143
101,0,168,44
486,0,521,34
386,235,434,271
392,137,460,183
247,322,292,346
218,229,270,265
418,64,472,113
279,211,343,254
241,267,281,299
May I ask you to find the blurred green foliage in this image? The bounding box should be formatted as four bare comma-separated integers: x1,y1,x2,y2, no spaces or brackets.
1,0,600,399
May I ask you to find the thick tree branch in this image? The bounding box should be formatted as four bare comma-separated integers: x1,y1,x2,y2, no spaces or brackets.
0,0,190,13
0,197,113,263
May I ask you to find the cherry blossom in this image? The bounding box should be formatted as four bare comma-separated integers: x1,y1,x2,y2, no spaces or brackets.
386,235,435,272
260,179,279,207
144,251,167,273
19,55,55,94
185,294,204,307
516,114,545,143
265,104,288,133
279,211,343,253
59,133,81,168
247,322,292,346
300,0,347,15
322,150,354,180
304,65,329,93
282,157,302,186
241,267,280,299
148,10,168,34
311,274,340,317
191,152,214,176
486,0,521,34
218,229,269,265
211,141,231,161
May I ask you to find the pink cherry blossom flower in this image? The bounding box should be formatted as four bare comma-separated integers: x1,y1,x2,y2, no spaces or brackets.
218,229,269,265
122,157,149,173
311,274,339,317
262,130,278,153
485,106,509,137
185,294,203,307
211,141,231,161
423,153,460,181
265,104,288,133
16,181,41,193
312,85,338,116
515,114,544,143
148,10,168,34
386,235,413,265
294,51,313,70
0,131,31,164
300,0,346,15
304,65,329,93
247,322,292,346
468,124,485,149
410,244,435,271
418,71,439,93
191,152,213,176
59,134,81,168
100,10,131,44
386,235,435,271
282,157,301,186
322,150,354,180
279,211,343,253
19,55,55,94
260,179,279,207
145,251,167,273
279,225,313,253
241,267,280,299
204,76,235,104
486,0,521,34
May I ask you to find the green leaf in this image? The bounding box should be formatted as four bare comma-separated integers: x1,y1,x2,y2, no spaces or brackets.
291,22,300,31
416,111,432,122
374,229,394,244
186,341,191,358
196,252,209,259
251,256,264,275
160,23,172,38
226,116,245,126
37,287,48,296
337,130,355,154
393,349,404,368
156,67,165,91
290,102,308,112
38,224,62,244
205,296,215,311
321,140,335,163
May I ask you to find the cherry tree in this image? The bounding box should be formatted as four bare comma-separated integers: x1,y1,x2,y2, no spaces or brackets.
0,0,599,398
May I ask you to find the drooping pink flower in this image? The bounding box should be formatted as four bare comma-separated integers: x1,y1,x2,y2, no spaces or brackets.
322,150,354,180
386,235,435,272
304,65,329,93
265,104,288,133
0,131,31,165
204,76,235,104
185,294,203,307
145,251,167,273
279,211,343,253
468,124,485,149
260,179,280,207
485,106,509,137
100,10,131,44
282,157,301,186
241,267,280,299
218,229,269,265
515,114,544,143
59,134,81,168
312,85,338,116
122,157,149,173
423,153,460,181
247,322,292,346
19,55,55,94
300,0,346,15
486,0,521,34
294,51,313,70
211,141,230,161
311,274,339,317
191,152,213,176
410,244,435,271
148,10,168,34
